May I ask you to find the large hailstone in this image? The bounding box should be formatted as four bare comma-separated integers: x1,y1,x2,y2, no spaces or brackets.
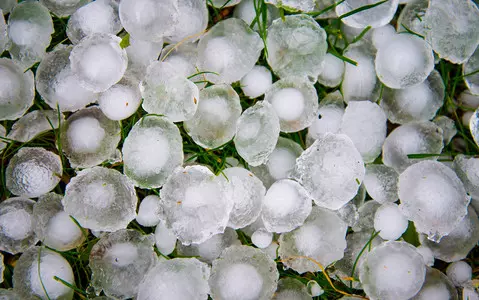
464,47,479,95
7,110,64,143
164,0,208,44
40,0,91,17
6,147,62,198
306,91,345,145
264,77,319,132
0,58,34,121
7,1,53,70
453,155,479,199
33,193,85,252
184,84,242,149
137,258,211,300
0,197,37,254
13,247,74,300
140,61,199,122
209,245,279,300
234,101,280,166
340,101,387,163
396,0,428,36
197,18,263,84
398,160,470,242
160,166,232,245
69,33,128,92
273,278,311,300
424,0,479,64
89,229,156,299
98,77,142,121
266,14,327,79
278,206,348,273
412,267,458,300
36,46,98,112
60,106,120,168
336,0,399,29
363,164,399,204
122,116,183,188
293,133,365,210
62,167,138,232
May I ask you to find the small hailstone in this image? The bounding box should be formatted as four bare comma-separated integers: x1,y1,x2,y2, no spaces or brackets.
374,203,408,240
352,200,381,232
98,77,141,121
40,0,91,17
364,165,399,204
209,245,279,300
317,53,345,87
412,267,458,300
164,0,208,44
396,0,428,36
265,77,319,132
336,0,399,29
416,245,435,267
459,90,479,109
8,110,63,143
371,24,396,50
6,147,62,198
446,261,472,287
0,197,37,254
306,91,345,144
453,155,479,199
462,112,474,129
252,229,273,249
464,48,479,95
240,65,273,99
234,101,280,166
155,221,176,256
89,229,156,299
307,280,323,297
273,278,311,300
136,195,163,227
125,36,163,82
433,116,457,146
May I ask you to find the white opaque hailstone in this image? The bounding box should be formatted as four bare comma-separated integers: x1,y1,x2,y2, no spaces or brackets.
336,0,399,28
234,101,281,166
317,53,345,87
266,14,327,79
293,133,365,210
412,267,458,300
0,197,37,254
209,245,279,300
459,90,479,108
464,47,479,95
265,77,319,132
66,0,122,44
89,229,156,299
164,0,208,44
40,0,91,17
364,164,399,204
6,147,62,198
62,167,138,232
399,160,470,242
274,278,311,300
185,84,242,149
446,261,472,287
252,229,273,249
374,203,408,240
137,258,211,300
261,179,312,233
136,195,163,227
99,78,141,121
416,245,435,267
396,0,428,36
7,110,64,143
371,24,396,50
155,221,176,256
240,65,273,99
70,33,128,92
376,34,434,89
13,247,74,300
122,116,183,189
382,121,444,173
125,36,163,82
453,155,479,199
307,280,324,297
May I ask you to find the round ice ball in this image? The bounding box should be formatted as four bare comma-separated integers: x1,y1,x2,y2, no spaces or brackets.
99,80,141,121
240,65,273,99
251,229,273,249
446,261,472,287
374,203,408,240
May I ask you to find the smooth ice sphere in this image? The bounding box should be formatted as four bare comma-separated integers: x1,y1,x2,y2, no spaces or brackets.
0,58,34,121
6,147,62,198
136,195,162,227
352,200,381,232
160,166,232,245
374,203,408,240
197,18,263,84
273,278,311,300
61,106,120,168
33,193,85,251
7,1,54,70
266,14,327,79
164,0,208,43
40,0,91,17
371,24,396,50
66,0,122,44
396,0,428,36
424,0,479,64
364,164,399,204
376,34,434,89
98,79,141,121
240,65,273,99
252,229,273,249
446,261,472,287
359,241,426,300
317,53,345,87
62,167,138,232
0,197,37,254
89,229,156,299
459,90,479,109
454,155,479,199
382,121,444,173
7,110,63,143
398,160,470,242
155,222,176,255
119,0,179,42
416,245,435,267
70,33,127,92
137,258,210,300
307,280,323,297
209,245,279,300
185,84,242,149
279,206,348,273
140,61,199,122
412,267,458,300
125,36,163,81
336,0,399,28
307,91,344,144
234,101,280,166
261,179,312,233
464,47,479,95
218,167,265,229
265,77,319,132
292,133,365,210
122,116,183,188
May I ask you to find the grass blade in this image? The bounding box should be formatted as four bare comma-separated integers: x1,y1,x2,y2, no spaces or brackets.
338,0,388,20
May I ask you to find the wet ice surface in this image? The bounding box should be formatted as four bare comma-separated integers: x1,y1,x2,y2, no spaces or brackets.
0,11,7,54
464,47,479,95
306,91,344,144
454,155,479,199
125,36,163,82
0,0,17,14
373,203,408,240
99,78,141,121
273,278,311,300
7,110,63,143
240,65,273,99
412,267,458,300
154,221,176,255
446,261,472,287
234,0,279,29
136,195,162,227
397,0,428,36
266,0,315,12
317,53,345,87
364,164,398,204
40,0,91,17
164,0,208,44
336,0,399,29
